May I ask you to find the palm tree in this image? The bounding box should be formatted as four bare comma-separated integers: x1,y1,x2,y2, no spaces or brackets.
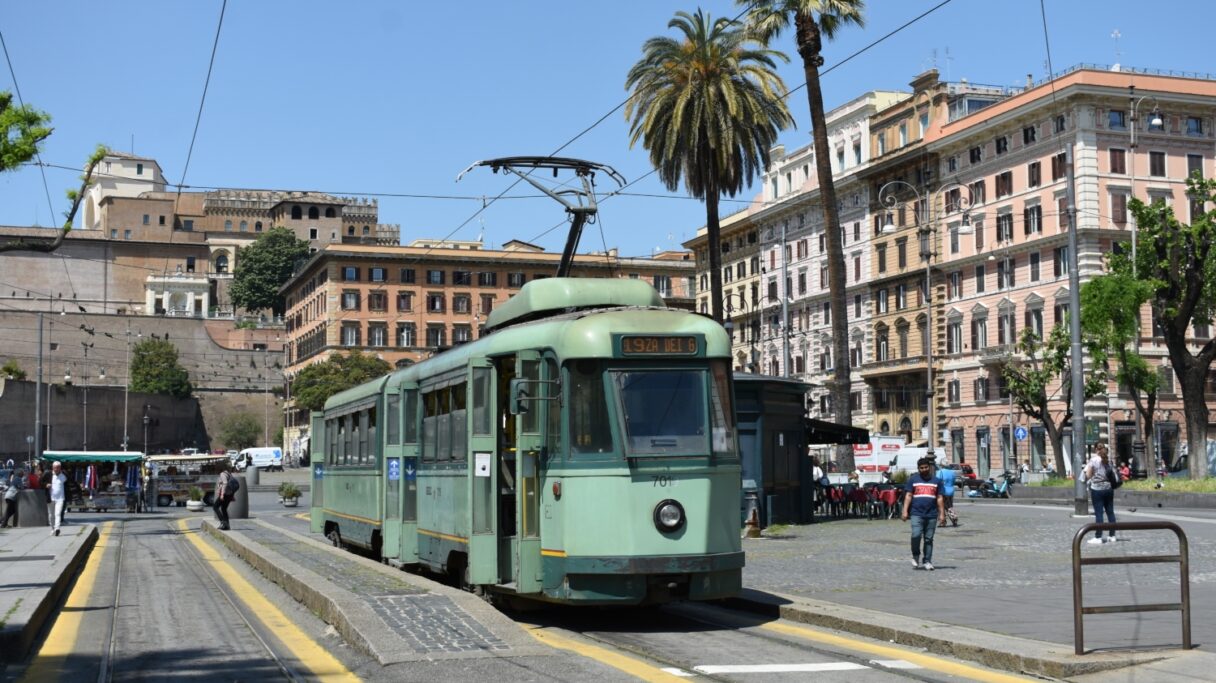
626,9,793,323
741,0,865,465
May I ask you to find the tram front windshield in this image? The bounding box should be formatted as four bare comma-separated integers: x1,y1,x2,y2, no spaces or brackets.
613,368,714,456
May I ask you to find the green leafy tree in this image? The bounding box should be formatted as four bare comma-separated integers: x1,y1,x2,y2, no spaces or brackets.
229,227,311,316
1002,324,1107,475
291,350,391,412
219,413,261,451
625,8,793,325
1,359,26,380
130,338,193,398
741,0,865,470
1081,272,1160,470
1,91,106,253
1113,175,1216,478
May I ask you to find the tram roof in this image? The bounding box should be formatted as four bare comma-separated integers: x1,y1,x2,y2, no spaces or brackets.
324,374,390,413
485,277,665,331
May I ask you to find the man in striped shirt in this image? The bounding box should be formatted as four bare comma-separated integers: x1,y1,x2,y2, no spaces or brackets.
901,457,946,570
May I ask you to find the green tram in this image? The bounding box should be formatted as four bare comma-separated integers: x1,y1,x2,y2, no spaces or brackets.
310,278,743,605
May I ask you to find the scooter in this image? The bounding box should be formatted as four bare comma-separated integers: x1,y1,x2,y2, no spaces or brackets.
978,471,1017,498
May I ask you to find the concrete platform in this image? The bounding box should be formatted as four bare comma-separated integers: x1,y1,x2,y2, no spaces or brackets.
0,523,97,663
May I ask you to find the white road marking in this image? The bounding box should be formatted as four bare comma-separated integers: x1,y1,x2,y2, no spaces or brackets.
872,658,920,669
660,669,695,677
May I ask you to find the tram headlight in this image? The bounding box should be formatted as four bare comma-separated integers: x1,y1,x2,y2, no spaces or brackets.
653,499,685,533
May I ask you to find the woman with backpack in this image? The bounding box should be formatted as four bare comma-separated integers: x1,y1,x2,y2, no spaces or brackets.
1,468,26,528
1084,443,1119,545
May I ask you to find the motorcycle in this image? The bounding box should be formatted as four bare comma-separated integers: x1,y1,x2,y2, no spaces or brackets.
967,471,1016,498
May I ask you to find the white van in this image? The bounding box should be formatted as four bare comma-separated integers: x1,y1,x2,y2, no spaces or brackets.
887,447,946,474
236,447,283,472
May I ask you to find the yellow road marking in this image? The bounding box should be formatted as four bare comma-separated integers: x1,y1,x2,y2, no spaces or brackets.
175,519,360,682
23,522,114,682
760,621,1033,683
521,623,687,683
290,512,310,521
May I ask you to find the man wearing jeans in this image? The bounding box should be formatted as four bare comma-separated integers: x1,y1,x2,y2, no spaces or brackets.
901,457,946,570
47,461,67,536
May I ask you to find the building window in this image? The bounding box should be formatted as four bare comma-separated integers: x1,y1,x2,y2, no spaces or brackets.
971,317,988,350
426,293,445,313
1054,302,1070,327
1029,252,1041,281
975,378,989,402
368,291,387,311
1188,154,1205,180
1112,193,1128,225
291,206,302,220
822,301,831,324
854,294,862,318
1024,204,1042,235
975,264,986,293
1109,110,1126,130
948,379,961,403
899,122,907,146
481,295,494,315
452,326,472,345
1027,161,1041,188
111,229,118,239
240,220,248,232
341,291,360,310
309,228,318,240
969,179,986,205
995,171,1013,198
896,239,907,268
453,294,472,314
1150,151,1166,177
876,329,889,361
1025,308,1043,339
308,206,319,220
1054,114,1066,133
1187,116,1203,136
341,323,360,347
368,323,388,347
401,268,416,284
370,267,386,282
1110,148,1126,174
948,156,957,173
878,134,886,156
997,257,1016,289
254,221,262,232
1051,152,1066,181
995,136,1009,155
396,291,414,312
342,266,359,281
1053,245,1070,278
876,244,887,273
996,213,1014,242
798,271,807,295
426,325,446,347
136,163,144,175
185,256,196,273
949,271,962,299
477,271,498,287
895,284,907,310
159,215,166,226
397,323,416,347
453,270,472,286
876,288,888,314
427,269,445,285
1023,125,1037,145
947,320,962,354
998,310,1017,345
969,146,982,164
215,253,229,273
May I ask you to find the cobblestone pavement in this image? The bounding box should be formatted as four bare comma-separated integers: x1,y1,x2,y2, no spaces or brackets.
743,502,1216,650
234,521,510,655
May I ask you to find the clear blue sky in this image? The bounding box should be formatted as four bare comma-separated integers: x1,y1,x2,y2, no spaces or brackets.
2,1,1212,259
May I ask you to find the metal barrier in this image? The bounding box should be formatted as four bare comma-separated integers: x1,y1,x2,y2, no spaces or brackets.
1071,521,1192,655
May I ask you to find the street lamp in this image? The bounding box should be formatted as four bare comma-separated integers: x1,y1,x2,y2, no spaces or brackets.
878,180,975,450
1126,85,1162,477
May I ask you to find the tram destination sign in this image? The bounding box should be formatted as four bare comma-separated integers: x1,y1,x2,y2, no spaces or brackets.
615,334,703,357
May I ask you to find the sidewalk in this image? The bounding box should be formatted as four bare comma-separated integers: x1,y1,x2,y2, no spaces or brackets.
738,501,1216,680
0,523,97,664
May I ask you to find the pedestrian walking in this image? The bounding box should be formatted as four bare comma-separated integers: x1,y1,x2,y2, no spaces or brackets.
2,468,25,528
213,466,235,531
1084,443,1118,545
46,461,67,536
936,457,958,527
901,457,945,570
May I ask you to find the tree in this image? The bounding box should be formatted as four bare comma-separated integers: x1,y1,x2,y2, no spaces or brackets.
130,338,193,398
218,413,260,451
1113,176,1216,479
291,350,391,412
1,359,26,380
1081,272,1160,470
229,227,311,316
625,9,793,325
741,0,865,469
1,91,107,254
1002,324,1107,475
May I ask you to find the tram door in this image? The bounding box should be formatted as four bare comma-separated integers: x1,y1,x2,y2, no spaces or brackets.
467,360,499,585
382,388,404,560
512,352,544,594
382,384,420,563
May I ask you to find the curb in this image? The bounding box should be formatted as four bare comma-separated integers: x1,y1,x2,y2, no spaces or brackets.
0,525,98,664
202,519,542,664
722,589,1179,679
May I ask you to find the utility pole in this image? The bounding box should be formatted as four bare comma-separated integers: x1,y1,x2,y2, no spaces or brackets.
780,221,791,377
35,312,43,460
1065,145,1088,516
122,320,131,450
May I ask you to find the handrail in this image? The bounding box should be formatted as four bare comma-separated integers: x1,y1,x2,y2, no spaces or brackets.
1071,521,1191,655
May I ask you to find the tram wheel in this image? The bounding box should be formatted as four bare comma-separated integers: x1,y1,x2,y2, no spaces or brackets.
327,528,342,548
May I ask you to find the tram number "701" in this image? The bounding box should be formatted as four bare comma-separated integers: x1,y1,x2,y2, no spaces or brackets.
652,475,678,487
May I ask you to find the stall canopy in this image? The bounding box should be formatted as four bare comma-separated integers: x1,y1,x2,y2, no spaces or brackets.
804,418,869,445
42,451,146,463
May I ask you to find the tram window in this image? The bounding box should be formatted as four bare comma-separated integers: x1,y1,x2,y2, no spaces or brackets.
613,369,708,455
709,360,737,458
349,414,359,465
404,389,419,444
328,418,338,465
521,360,540,434
569,360,613,455
450,384,467,461
364,407,377,465
545,358,562,456
422,392,439,461
472,368,491,436
387,394,401,445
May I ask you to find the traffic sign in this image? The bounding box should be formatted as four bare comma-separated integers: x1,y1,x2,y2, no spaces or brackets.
314,464,324,479
1085,419,1101,445
1014,426,1028,442
387,459,401,481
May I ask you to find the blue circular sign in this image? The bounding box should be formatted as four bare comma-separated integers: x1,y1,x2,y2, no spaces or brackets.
1014,426,1028,441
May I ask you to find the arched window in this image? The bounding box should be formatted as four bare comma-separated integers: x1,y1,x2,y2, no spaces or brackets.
291,205,302,220
224,220,232,231
347,226,355,236
308,206,319,220
255,221,263,232
880,420,890,435
239,220,247,232
899,417,913,441
362,225,370,235
325,207,336,218
215,253,229,274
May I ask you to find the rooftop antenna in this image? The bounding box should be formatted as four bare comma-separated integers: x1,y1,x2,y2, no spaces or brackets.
944,47,952,82
1111,29,1122,72
457,156,625,277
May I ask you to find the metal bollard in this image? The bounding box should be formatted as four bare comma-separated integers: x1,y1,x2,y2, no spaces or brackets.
228,475,250,519
743,490,761,538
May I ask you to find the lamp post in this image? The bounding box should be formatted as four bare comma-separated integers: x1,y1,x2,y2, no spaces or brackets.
879,180,975,451
1126,86,1162,478
81,341,90,451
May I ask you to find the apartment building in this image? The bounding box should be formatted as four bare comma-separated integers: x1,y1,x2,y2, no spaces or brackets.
281,240,696,375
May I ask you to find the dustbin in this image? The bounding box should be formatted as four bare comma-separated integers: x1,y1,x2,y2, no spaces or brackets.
245,466,260,486
228,475,249,519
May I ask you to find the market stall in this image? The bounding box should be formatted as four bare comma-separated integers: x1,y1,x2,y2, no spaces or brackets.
41,451,146,513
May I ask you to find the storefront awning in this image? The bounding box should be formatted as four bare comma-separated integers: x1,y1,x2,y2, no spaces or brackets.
42,450,145,464
804,419,870,445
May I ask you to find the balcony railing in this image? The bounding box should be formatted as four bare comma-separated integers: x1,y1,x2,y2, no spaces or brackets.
980,344,1016,364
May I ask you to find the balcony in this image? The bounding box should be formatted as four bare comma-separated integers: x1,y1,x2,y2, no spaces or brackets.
979,344,1016,365
859,354,928,379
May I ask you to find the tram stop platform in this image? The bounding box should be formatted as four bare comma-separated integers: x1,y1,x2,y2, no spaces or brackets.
0,523,98,664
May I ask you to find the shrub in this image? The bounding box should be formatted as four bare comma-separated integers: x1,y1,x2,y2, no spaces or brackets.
278,482,301,500
188,486,204,502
